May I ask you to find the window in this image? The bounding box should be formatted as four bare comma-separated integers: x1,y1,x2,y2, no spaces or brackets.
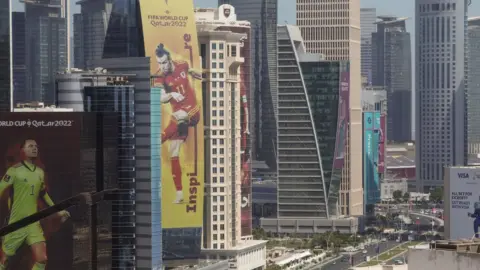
212,53,217,60
212,91,217,98
220,120,224,125
220,176,225,183
219,73,224,79
213,234,218,240
212,73,217,78
219,62,224,69
212,81,217,88
212,43,217,50
212,148,217,154
213,244,218,249
213,224,218,230
212,62,217,69
219,53,224,59
213,177,217,183
219,81,224,88
231,45,237,57
219,43,224,50
220,224,225,230
213,110,217,116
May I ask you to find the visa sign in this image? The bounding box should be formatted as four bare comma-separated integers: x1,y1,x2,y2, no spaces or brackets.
458,173,469,179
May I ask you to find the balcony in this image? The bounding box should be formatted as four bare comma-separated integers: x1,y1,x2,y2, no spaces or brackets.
226,54,244,69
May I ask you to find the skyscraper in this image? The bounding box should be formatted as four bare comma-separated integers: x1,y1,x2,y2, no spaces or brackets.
74,0,113,69
0,0,10,111
195,6,267,267
415,0,468,191
297,0,363,216
361,8,376,82
260,25,358,234
12,12,26,104
467,17,480,164
372,16,412,142
24,0,68,104
218,0,278,173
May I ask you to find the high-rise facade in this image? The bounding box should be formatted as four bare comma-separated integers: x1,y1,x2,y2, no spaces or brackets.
415,0,468,191
218,0,278,174
372,16,412,143
12,12,26,104
361,8,376,83
0,0,10,111
296,0,363,216
24,0,67,104
260,25,358,234
74,0,113,69
467,17,480,164
195,6,267,268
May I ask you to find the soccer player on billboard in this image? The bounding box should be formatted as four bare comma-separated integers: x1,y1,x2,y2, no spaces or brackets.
0,139,69,270
153,44,202,204
468,199,480,238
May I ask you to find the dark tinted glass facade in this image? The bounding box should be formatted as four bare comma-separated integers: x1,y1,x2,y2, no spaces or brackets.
12,12,26,104
372,18,412,142
301,61,340,192
0,0,10,111
84,85,136,269
103,0,144,58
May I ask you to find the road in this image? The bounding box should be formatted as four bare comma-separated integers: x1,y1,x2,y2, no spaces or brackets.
315,240,399,270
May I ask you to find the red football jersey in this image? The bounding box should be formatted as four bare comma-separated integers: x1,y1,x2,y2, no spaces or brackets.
154,60,197,113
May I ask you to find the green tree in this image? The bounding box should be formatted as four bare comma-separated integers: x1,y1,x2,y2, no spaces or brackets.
266,265,282,270
430,187,443,203
253,228,266,240
393,190,403,202
403,192,410,202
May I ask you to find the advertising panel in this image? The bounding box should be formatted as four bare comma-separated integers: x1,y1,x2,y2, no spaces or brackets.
0,113,97,270
140,0,204,260
446,167,480,240
363,112,374,206
333,63,350,169
378,114,386,173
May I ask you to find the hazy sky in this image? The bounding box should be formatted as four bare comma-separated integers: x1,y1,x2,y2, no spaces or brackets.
12,0,480,30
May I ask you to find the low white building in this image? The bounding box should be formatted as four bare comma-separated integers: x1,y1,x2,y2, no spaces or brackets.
408,240,480,270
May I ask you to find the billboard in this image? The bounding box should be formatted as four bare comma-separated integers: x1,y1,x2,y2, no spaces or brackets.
333,63,350,169
140,0,204,261
0,113,106,270
378,114,386,173
363,112,381,207
445,167,480,240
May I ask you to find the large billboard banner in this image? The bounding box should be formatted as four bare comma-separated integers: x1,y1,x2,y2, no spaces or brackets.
333,63,350,169
363,112,373,206
446,167,480,240
0,113,101,270
140,0,204,261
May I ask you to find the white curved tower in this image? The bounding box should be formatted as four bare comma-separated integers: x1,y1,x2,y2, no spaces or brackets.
415,0,468,191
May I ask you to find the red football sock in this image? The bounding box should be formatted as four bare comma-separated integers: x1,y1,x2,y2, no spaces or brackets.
171,157,182,191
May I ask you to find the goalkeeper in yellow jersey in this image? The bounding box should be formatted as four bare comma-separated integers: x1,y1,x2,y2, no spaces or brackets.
0,139,69,270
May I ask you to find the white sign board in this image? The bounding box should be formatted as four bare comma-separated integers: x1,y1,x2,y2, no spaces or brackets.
447,167,480,240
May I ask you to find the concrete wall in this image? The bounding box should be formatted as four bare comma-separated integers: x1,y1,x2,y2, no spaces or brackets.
409,248,480,270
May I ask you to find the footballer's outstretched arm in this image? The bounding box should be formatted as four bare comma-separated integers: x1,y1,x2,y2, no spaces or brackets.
188,68,203,80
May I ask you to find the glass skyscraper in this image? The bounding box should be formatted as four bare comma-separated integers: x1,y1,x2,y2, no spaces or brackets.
25,0,67,104
372,16,412,142
12,12,26,104
0,0,10,111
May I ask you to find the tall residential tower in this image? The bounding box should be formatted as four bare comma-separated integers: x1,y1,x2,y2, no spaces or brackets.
296,0,363,216
218,0,278,176
415,0,468,191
